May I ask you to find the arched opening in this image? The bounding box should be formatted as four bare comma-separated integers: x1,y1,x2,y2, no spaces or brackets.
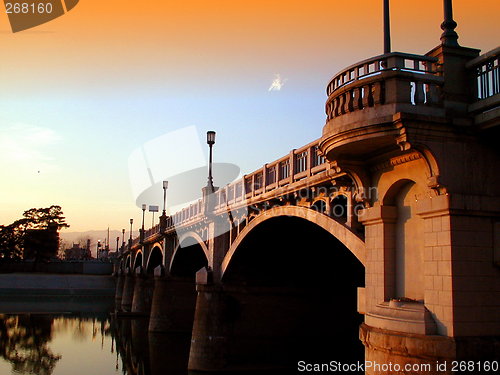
133,251,143,271
170,238,208,279
384,180,425,301
146,246,163,274
125,255,131,270
221,216,365,368
331,194,348,222
311,199,327,214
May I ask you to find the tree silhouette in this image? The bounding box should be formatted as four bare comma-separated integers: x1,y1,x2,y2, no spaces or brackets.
0,225,23,261
14,205,70,231
0,205,70,262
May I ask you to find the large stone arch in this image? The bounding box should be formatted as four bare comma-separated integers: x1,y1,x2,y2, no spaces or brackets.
146,243,164,274
221,205,365,278
169,231,209,274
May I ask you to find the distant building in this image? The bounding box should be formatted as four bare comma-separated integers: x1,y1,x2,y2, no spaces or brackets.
64,240,91,260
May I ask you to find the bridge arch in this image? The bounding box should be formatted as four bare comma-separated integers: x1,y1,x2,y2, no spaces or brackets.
125,255,131,270
221,205,365,278
169,231,209,278
132,250,143,271
146,244,163,274
219,204,366,364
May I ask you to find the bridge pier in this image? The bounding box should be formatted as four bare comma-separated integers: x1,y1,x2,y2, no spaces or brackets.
148,267,198,333
188,277,363,371
114,270,125,311
121,268,135,312
149,333,191,375
131,267,154,315
188,283,231,371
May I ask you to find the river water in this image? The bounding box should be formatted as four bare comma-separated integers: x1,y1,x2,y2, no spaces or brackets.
0,303,293,375
0,295,362,375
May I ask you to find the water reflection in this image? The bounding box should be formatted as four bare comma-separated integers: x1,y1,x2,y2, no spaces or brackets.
0,313,114,375
112,317,192,375
0,314,61,375
0,313,293,375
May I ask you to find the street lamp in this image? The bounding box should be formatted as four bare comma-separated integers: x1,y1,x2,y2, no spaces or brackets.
141,204,146,233
121,229,125,253
206,130,216,191
116,237,119,253
162,180,168,216
129,218,133,242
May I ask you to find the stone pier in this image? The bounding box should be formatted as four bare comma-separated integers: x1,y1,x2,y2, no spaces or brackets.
148,268,198,333
131,267,154,315
120,268,135,312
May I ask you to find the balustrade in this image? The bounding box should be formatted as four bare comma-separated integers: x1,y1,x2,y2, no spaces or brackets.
325,52,441,122
467,47,499,101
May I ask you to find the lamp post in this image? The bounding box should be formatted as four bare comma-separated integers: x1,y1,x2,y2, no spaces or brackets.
121,229,125,254
116,237,119,253
141,204,146,233
129,219,133,242
441,0,459,46
162,180,168,216
206,131,216,192
383,0,391,54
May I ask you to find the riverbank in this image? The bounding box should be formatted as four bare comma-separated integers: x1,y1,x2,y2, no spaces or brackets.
0,260,113,275
0,273,115,296
0,273,116,313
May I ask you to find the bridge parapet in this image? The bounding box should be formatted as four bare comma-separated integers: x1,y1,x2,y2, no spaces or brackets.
466,46,500,127
325,52,442,125
215,138,327,209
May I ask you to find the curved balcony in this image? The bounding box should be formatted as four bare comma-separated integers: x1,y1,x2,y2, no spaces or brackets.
320,52,444,160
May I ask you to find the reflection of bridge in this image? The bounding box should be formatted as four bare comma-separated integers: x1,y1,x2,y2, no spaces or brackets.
114,9,500,373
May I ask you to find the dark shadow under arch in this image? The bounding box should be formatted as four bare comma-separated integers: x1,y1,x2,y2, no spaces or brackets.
221,215,365,367
170,236,208,279
146,246,163,274
133,251,143,270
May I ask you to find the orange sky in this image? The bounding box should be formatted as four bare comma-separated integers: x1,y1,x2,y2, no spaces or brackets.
0,0,498,232
1,0,498,89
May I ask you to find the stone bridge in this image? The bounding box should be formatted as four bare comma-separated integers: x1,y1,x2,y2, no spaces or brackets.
114,20,500,373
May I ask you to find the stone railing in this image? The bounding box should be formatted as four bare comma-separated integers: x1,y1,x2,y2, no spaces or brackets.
131,236,140,248
144,224,161,240
172,200,203,226
214,139,327,208
325,52,442,121
466,46,500,117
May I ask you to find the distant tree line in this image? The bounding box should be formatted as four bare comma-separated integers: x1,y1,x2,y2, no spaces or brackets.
0,205,69,264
